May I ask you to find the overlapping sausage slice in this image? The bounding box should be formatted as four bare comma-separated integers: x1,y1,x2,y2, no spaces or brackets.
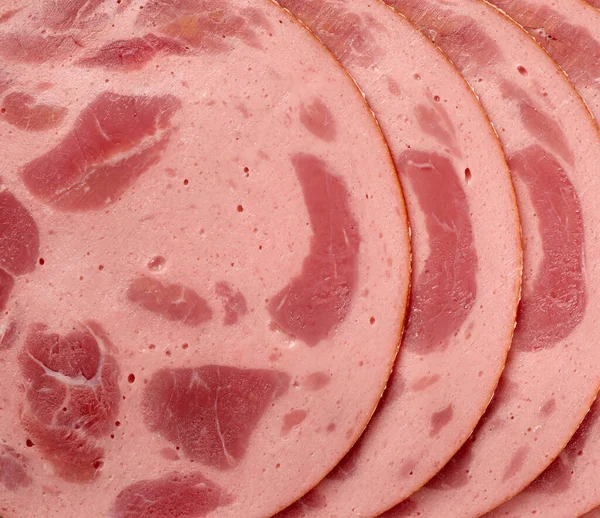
475,1,600,516
381,0,600,516
274,0,521,516
0,1,411,517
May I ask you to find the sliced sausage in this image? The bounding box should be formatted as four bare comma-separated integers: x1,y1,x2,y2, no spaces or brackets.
274,0,521,516
381,0,600,516
479,6,600,515
0,1,411,516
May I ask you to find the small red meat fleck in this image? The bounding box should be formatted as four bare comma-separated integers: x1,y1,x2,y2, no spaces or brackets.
411,375,441,391
415,102,459,155
127,276,212,327
113,472,232,518
281,409,307,435
502,446,529,481
0,8,19,24
0,445,31,491
430,404,454,436
215,281,247,326
2,92,67,131
303,371,330,390
159,447,180,461
299,97,337,142
386,76,401,96
540,398,556,416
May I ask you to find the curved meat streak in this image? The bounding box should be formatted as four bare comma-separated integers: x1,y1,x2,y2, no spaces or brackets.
274,0,520,516
508,146,585,352
398,150,476,354
0,268,14,313
382,0,600,516
267,153,360,347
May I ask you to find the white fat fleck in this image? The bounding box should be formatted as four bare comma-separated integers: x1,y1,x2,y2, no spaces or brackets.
342,227,349,247
214,387,235,467
189,370,209,391
27,351,98,387
407,159,434,170
275,292,288,312
29,322,106,388
0,319,9,339
93,115,110,141
52,126,169,204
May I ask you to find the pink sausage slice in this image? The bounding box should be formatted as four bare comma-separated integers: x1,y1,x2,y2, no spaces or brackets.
0,0,411,517
488,0,600,122
382,0,600,516
275,1,521,516
476,1,600,516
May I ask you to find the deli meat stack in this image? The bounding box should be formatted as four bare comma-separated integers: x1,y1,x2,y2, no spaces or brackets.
273,1,521,516
2,1,600,518
380,0,600,515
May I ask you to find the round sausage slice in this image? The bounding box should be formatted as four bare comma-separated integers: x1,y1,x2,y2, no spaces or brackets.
382,0,600,516
0,1,411,517
476,2,600,516
274,0,521,516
